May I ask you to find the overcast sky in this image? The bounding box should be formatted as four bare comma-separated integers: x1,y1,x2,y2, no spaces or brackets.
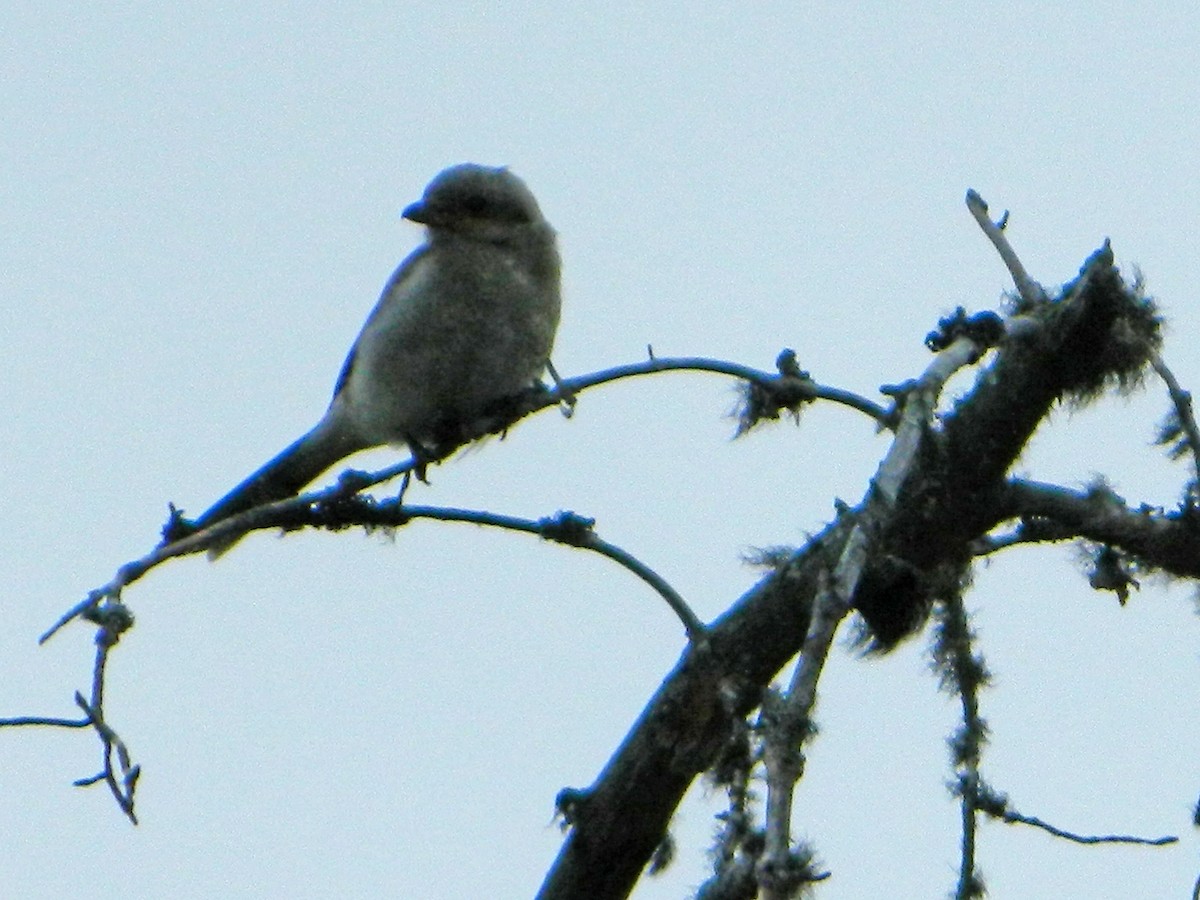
3,5,1199,898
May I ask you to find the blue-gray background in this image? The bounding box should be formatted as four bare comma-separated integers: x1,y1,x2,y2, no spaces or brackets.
3,5,1197,897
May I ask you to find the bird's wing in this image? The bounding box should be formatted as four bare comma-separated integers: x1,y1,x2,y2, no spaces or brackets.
330,243,432,402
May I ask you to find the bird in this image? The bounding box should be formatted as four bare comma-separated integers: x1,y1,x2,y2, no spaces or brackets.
187,163,562,555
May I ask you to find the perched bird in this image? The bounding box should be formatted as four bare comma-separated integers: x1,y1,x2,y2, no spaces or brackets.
189,163,562,554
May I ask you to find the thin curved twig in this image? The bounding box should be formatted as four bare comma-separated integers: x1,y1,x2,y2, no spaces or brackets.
9,610,141,823
967,771,1177,849
561,355,894,427
338,355,892,495
74,688,139,824
1001,809,1176,846
560,526,705,641
359,503,705,641
52,501,703,644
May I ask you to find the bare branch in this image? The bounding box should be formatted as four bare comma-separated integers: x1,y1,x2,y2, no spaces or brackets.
565,353,895,429
74,688,139,825
1002,479,1200,578
52,502,702,646
1150,353,1200,488
848,244,1161,646
969,516,1079,556
21,221,1185,884
930,592,992,900
0,714,90,728
757,572,840,899
1001,809,1176,846
396,506,705,641
1,590,141,821
538,330,986,899
964,778,1176,849
965,189,1049,307
754,335,983,894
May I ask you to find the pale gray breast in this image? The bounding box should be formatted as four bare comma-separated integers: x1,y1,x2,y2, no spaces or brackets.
339,235,559,448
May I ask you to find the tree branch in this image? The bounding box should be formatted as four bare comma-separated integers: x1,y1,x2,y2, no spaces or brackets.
1001,479,1200,578
930,593,992,900
1001,809,1176,846
967,778,1176,847
537,333,983,899
378,505,706,640
537,209,1170,896
965,189,1049,307
1150,353,1200,490
853,230,1161,647
4,604,141,823
48,503,703,644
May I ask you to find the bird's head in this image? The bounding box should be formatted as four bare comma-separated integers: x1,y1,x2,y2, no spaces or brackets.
402,163,548,244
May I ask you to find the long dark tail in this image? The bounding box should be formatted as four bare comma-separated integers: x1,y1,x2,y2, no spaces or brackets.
193,413,365,557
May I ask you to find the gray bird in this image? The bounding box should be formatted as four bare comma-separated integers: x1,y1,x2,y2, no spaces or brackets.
190,163,562,555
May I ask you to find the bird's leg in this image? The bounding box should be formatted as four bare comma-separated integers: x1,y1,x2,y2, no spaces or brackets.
546,359,576,418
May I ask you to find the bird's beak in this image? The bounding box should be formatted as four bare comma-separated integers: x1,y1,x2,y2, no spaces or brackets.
401,200,429,224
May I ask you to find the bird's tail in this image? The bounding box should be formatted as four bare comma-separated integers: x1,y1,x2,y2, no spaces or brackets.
192,414,365,558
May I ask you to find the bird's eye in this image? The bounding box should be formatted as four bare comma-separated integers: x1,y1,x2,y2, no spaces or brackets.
462,195,490,216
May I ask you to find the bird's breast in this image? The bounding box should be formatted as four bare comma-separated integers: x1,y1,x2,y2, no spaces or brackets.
339,241,560,448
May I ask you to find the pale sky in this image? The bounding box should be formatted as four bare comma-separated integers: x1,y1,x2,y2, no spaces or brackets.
3,5,1199,898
